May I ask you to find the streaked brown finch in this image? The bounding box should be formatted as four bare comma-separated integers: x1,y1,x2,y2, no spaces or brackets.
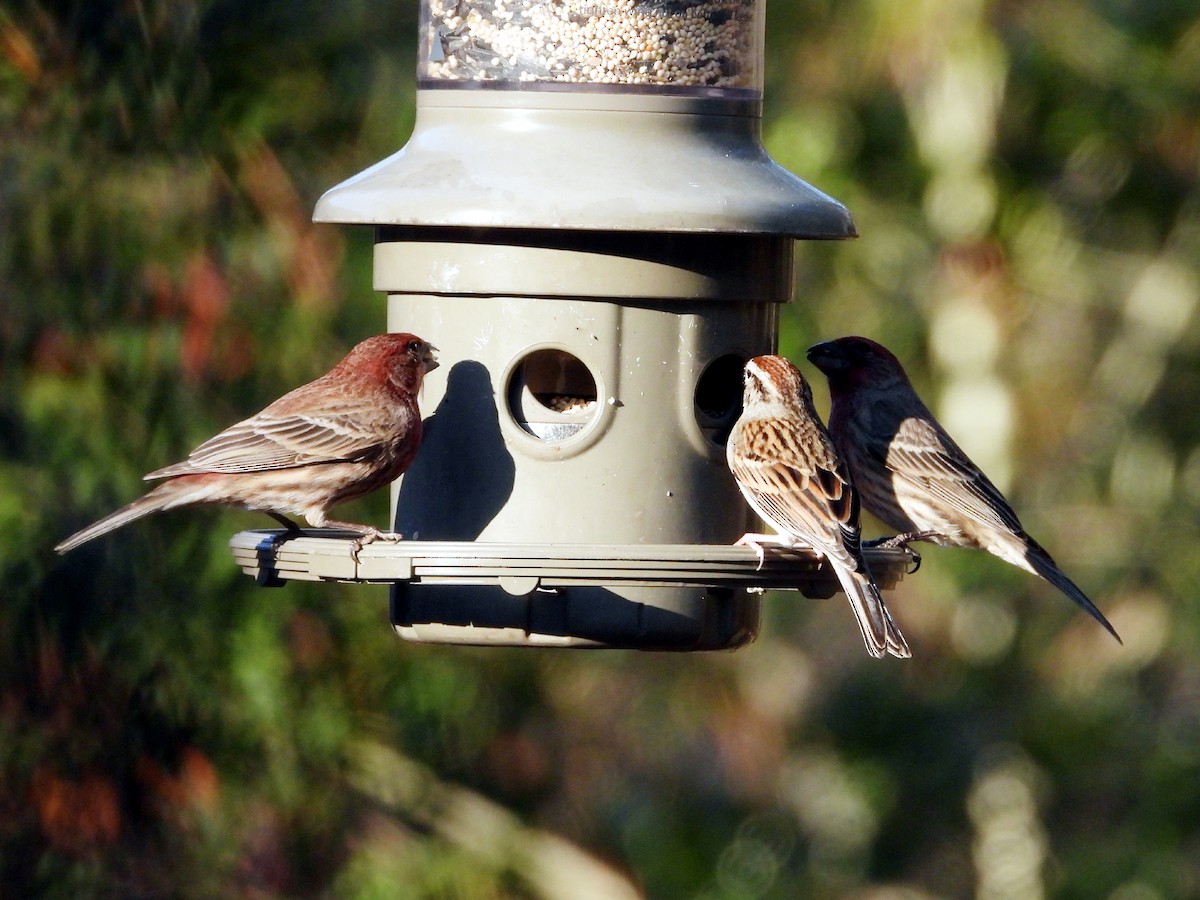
727,355,912,659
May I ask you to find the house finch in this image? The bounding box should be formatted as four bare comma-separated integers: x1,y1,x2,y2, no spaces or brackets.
806,335,1120,643
55,333,438,554
727,355,912,659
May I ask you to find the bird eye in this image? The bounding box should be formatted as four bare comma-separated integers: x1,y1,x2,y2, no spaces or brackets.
406,340,422,354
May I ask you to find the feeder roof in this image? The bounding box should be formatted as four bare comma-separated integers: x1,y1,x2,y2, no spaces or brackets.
313,91,857,239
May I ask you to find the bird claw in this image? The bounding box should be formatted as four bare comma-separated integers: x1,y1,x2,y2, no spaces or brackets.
863,533,930,574
347,529,404,563
734,535,767,571
734,533,794,572
906,550,922,575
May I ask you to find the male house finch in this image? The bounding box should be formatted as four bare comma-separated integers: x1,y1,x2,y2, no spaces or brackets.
55,333,438,554
806,335,1120,642
727,355,912,659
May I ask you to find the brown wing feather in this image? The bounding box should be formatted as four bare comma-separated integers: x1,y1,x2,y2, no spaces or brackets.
146,374,414,479
886,415,1025,536
731,417,863,569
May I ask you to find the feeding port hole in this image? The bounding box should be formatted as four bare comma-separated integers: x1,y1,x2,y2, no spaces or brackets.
507,348,599,441
694,353,744,445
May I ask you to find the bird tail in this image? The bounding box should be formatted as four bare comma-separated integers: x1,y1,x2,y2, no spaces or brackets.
54,482,195,554
833,564,912,659
1023,540,1122,644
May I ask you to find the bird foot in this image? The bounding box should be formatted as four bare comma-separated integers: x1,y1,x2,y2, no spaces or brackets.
865,531,937,574
347,528,404,563
734,533,795,572
308,518,405,561
864,531,931,550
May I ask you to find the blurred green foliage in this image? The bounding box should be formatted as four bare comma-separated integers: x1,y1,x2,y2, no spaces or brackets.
3,0,1200,897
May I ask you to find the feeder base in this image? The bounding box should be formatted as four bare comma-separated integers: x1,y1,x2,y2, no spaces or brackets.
229,532,915,650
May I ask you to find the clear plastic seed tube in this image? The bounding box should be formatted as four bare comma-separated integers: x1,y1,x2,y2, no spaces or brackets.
420,0,762,96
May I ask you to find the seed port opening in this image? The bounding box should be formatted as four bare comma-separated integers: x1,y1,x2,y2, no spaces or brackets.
507,348,600,441
694,353,746,445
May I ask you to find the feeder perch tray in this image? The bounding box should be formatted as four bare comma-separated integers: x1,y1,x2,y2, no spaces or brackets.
229,530,915,598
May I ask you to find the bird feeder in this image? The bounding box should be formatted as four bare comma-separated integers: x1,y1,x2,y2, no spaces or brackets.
230,0,913,649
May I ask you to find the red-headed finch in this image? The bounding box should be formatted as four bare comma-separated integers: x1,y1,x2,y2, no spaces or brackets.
55,333,438,554
807,335,1120,643
727,355,912,659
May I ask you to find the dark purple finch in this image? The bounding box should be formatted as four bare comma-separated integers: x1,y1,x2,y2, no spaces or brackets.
807,335,1119,643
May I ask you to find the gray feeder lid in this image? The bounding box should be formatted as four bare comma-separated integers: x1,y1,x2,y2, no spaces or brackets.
313,90,857,238
230,532,913,597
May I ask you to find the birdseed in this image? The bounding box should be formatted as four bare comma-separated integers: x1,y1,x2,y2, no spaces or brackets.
422,0,759,91
542,394,597,414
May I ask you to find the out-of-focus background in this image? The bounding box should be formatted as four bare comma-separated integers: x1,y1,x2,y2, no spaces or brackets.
3,1,1200,896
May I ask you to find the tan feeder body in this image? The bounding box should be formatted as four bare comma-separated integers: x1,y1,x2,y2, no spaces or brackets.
230,0,914,648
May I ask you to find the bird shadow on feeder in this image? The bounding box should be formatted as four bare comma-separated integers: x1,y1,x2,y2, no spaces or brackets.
395,359,516,541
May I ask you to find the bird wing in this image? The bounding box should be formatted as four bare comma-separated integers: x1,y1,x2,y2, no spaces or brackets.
731,417,863,567
167,415,384,474
145,386,410,479
885,414,1026,536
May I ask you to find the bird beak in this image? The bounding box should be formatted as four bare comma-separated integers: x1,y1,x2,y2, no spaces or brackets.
422,344,440,373
805,342,842,374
